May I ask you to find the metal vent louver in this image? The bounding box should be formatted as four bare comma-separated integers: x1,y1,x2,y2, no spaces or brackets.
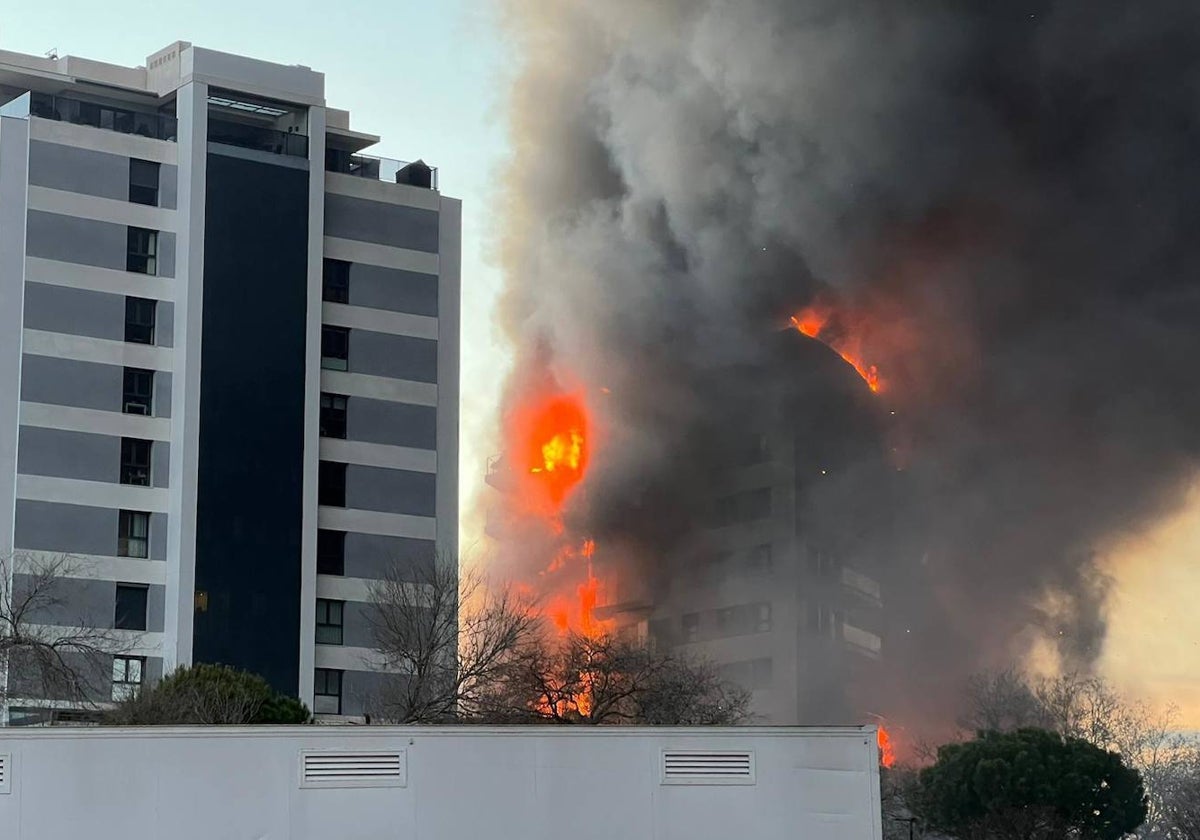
300,750,406,789
661,750,756,785
0,753,10,794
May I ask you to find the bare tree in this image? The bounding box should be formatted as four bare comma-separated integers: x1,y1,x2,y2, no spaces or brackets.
366,556,543,723
476,631,754,725
0,552,137,717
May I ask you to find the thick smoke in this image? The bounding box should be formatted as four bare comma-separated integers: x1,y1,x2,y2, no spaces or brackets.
491,0,1200,732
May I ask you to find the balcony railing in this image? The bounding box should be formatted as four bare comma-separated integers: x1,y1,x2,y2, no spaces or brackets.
208,117,308,158
28,92,177,141
326,149,439,190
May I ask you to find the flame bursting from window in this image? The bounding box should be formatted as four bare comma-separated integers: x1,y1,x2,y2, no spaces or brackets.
790,301,882,393
501,389,610,639
510,392,591,515
877,725,896,768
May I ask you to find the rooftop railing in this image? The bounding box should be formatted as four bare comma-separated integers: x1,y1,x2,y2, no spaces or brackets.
28,91,177,141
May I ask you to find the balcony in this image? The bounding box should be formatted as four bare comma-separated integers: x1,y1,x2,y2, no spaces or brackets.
28,92,177,141
208,117,308,158
326,148,439,190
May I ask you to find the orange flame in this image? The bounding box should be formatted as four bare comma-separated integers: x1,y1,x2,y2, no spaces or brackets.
509,392,590,515
877,725,896,768
790,303,882,393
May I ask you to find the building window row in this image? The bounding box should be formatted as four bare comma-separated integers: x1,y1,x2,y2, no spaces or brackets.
681,601,772,643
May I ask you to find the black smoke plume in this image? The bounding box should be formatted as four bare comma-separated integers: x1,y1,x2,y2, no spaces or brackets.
490,0,1200,734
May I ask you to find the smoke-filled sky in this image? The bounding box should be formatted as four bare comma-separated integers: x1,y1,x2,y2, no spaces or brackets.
491,0,1200,729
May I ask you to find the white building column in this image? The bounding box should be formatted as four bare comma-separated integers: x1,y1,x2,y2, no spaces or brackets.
163,80,208,673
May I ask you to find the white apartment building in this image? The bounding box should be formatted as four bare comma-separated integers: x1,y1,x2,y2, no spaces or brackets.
0,42,460,722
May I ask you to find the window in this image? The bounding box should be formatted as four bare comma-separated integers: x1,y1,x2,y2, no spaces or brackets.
124,297,156,344
128,159,160,206
320,394,348,439
120,438,152,486
127,227,157,274
321,326,349,371
314,668,342,715
755,602,772,633
122,367,154,415
118,510,150,559
111,655,145,700
318,462,347,507
682,612,700,643
114,584,148,631
317,530,345,576
323,259,350,304
315,599,344,645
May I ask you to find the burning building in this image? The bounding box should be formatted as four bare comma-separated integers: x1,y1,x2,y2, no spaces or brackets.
486,0,1200,742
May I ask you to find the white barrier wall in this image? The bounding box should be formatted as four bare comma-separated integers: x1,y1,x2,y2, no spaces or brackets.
0,725,882,839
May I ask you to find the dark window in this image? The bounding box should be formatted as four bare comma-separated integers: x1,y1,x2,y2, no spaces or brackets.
682,613,700,643
315,599,344,645
317,530,345,576
125,297,156,344
120,438,152,486
114,584,148,631
321,326,349,371
319,393,348,439
128,159,160,206
127,227,157,275
118,510,150,559
313,668,342,715
318,461,347,507
122,367,154,415
111,655,145,701
323,259,350,304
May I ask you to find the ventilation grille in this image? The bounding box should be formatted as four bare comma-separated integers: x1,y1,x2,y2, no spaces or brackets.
661,750,755,785
300,750,406,789
0,753,9,795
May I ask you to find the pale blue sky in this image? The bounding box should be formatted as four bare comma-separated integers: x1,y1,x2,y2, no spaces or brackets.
0,1,514,534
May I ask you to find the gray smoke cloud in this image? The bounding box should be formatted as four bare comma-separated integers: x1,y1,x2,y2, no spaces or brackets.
491,0,1200,732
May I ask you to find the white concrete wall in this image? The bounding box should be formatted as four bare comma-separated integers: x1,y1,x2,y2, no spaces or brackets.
0,725,882,840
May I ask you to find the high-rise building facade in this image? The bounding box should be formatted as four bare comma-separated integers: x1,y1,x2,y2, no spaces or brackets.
0,42,460,722
600,337,892,725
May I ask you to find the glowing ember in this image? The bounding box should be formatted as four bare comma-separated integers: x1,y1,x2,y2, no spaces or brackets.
877,725,896,768
790,303,882,393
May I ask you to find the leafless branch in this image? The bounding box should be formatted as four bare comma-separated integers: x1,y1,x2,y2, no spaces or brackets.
0,552,140,714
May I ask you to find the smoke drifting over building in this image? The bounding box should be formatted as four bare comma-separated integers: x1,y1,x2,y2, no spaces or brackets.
489,0,1200,733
